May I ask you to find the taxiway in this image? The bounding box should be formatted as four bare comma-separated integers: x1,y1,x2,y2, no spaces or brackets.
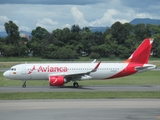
0,99,160,120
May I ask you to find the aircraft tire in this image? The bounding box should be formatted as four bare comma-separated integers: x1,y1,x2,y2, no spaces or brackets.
22,84,26,88
73,82,79,88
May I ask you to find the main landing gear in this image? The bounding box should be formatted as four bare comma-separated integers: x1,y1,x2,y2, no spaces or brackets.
73,82,79,88
22,80,26,88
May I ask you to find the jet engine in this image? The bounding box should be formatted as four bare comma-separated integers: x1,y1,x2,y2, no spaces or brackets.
49,76,66,86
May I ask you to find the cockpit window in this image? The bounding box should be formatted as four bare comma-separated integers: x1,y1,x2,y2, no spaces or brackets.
11,68,16,71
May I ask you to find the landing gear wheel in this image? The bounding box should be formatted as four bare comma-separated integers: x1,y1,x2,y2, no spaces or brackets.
22,84,26,88
73,82,79,88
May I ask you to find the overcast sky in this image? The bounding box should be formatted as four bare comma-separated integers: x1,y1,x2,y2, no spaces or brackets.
0,0,160,32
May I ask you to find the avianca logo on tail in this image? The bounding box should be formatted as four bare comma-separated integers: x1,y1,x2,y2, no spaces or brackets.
28,66,68,74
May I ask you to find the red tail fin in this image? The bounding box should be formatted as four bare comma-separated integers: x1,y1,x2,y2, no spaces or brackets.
125,38,153,64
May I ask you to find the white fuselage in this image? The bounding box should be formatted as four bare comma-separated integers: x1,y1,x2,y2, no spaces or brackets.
4,63,128,80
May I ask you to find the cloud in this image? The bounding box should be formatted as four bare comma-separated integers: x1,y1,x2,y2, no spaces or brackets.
65,24,71,28
0,16,9,23
70,7,129,27
36,18,59,31
136,13,151,18
0,16,9,31
19,26,31,32
37,18,58,26
0,0,106,5
0,0,160,32
89,9,118,26
71,7,88,27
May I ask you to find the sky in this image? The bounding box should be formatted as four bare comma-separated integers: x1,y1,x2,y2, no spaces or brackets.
0,0,160,32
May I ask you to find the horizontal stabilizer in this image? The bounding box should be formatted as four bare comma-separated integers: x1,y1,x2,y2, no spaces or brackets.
135,64,156,72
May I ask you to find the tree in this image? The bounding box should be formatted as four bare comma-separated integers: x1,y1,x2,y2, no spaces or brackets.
134,23,147,41
91,31,104,46
32,26,50,40
28,27,50,56
124,33,137,55
17,43,28,56
2,44,16,56
89,52,100,59
26,38,42,56
103,33,118,57
4,20,20,45
52,29,65,46
79,29,92,55
82,27,91,33
152,34,160,57
71,24,81,33
3,20,29,57
116,45,129,59
111,21,126,44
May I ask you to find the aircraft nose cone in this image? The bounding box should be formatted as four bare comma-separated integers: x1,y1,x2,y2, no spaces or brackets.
3,72,8,78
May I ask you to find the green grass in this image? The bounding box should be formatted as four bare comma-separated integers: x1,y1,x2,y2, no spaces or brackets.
0,91,159,100
0,71,160,87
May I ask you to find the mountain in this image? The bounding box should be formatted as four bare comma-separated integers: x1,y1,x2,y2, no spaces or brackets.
130,18,160,25
0,32,7,37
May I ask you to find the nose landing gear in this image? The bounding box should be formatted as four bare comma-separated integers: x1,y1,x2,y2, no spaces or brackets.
22,80,26,88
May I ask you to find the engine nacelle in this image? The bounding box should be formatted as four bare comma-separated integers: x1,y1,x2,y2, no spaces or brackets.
49,76,66,86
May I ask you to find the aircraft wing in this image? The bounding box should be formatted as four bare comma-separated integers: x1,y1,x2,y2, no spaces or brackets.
48,61,101,77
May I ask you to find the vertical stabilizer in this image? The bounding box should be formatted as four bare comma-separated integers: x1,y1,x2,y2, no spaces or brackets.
125,38,153,64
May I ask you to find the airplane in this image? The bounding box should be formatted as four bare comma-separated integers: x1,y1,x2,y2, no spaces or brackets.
3,38,156,88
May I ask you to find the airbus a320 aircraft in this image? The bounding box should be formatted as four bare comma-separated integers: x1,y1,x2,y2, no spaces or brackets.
3,38,156,88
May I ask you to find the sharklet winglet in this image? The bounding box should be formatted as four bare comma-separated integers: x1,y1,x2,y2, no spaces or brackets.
91,61,101,72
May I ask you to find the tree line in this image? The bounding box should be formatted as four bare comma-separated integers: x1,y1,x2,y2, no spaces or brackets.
0,20,160,59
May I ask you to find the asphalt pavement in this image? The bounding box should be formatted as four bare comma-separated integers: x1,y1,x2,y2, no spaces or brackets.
0,85,160,92
0,99,160,120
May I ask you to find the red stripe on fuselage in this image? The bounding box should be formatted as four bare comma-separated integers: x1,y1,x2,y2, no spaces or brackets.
107,63,143,79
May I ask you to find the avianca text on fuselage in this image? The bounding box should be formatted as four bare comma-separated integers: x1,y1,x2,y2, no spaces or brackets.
28,65,68,74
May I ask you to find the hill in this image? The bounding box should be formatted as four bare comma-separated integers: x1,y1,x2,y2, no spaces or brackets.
130,18,160,25
0,32,7,37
